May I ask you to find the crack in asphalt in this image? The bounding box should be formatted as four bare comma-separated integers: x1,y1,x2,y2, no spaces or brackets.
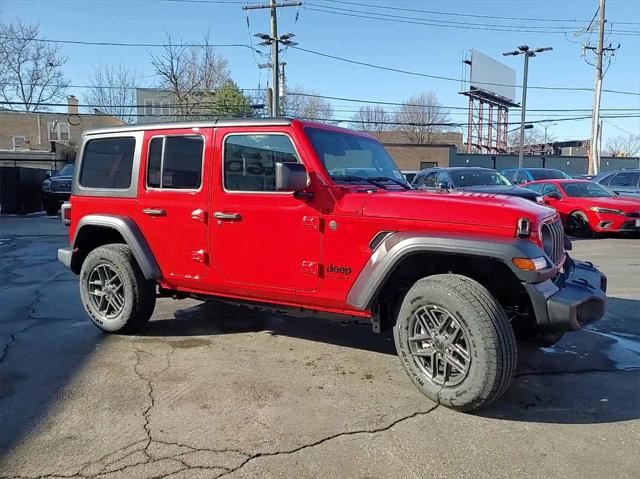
0,290,42,364
206,404,440,479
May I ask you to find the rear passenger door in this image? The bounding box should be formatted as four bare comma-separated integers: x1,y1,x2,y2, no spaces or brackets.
136,128,211,286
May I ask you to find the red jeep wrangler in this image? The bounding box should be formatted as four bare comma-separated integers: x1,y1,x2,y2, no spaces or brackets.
58,118,607,411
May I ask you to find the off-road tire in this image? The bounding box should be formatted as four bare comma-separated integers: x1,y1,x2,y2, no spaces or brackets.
394,274,517,412
44,199,58,216
79,244,156,333
567,211,593,237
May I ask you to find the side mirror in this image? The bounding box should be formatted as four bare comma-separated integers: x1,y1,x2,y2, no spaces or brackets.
546,191,562,200
275,162,308,192
437,180,451,190
45,171,52,179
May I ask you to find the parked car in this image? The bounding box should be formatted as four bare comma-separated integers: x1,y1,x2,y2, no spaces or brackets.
593,169,640,197
402,170,420,183
57,118,607,412
501,168,571,185
42,163,74,216
411,167,543,202
525,179,640,236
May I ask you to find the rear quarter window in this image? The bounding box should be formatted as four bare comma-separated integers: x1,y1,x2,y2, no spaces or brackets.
79,137,135,189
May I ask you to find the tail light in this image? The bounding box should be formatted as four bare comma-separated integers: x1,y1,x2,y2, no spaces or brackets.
61,202,71,225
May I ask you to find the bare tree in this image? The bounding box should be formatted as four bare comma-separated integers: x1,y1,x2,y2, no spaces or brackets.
84,64,140,123
0,21,68,111
283,87,333,122
350,106,390,135
507,126,547,154
604,135,640,157
150,31,230,119
394,91,452,143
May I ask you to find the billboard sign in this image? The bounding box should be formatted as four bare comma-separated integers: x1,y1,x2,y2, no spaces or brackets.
470,49,516,103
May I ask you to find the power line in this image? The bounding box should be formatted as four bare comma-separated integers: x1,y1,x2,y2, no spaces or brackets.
313,0,640,26
0,35,257,49
303,5,640,36
288,46,640,96
2,100,639,127
307,2,639,33
3,83,639,113
3,34,638,95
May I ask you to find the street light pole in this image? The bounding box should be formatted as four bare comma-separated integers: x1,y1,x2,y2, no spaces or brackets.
503,45,553,168
518,51,530,168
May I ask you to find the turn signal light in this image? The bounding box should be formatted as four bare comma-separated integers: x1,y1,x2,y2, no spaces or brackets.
512,256,547,271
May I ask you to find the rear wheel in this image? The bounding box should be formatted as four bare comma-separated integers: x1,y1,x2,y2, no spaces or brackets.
79,244,156,333
567,211,593,237
394,274,517,411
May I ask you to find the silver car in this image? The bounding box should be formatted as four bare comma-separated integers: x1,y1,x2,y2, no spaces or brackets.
593,169,640,197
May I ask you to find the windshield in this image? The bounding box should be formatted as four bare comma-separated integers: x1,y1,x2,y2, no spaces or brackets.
56,164,74,176
529,169,571,180
305,127,408,187
450,169,513,187
563,181,616,197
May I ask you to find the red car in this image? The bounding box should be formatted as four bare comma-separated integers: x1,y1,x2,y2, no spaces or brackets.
525,179,640,236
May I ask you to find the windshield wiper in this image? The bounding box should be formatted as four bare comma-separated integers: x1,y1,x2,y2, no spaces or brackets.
367,176,412,190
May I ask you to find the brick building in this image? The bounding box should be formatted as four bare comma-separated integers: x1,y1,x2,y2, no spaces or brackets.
0,96,123,170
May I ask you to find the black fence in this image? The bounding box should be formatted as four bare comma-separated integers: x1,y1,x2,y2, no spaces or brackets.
452,154,639,175
0,167,49,215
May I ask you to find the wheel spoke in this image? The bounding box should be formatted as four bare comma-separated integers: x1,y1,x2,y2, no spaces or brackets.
444,350,466,373
451,343,470,362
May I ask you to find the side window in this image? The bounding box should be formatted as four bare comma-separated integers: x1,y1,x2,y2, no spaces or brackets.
542,183,562,196
516,170,529,184
525,183,543,193
609,172,639,187
422,172,438,188
436,171,451,186
598,173,614,185
412,174,425,187
80,137,135,189
224,134,299,192
146,136,203,190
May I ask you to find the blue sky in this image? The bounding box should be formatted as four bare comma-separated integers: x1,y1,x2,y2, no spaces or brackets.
2,0,639,143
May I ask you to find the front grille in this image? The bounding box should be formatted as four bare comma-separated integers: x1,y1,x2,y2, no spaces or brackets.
50,181,71,192
626,212,640,219
540,218,564,264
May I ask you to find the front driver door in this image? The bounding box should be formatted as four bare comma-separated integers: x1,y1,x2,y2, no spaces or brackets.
210,127,322,301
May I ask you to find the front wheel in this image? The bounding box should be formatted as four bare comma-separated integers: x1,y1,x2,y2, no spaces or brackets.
394,274,517,412
79,244,156,333
567,211,593,237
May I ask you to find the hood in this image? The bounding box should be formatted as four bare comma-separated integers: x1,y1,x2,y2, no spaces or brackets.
587,196,640,212
361,189,554,230
461,185,541,201
51,174,73,181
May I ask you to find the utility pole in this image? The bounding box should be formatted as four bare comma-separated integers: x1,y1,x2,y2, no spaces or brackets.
503,45,553,168
259,61,287,115
244,1,301,117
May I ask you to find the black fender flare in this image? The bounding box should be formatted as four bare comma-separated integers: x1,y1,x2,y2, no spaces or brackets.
72,214,161,279
346,231,556,311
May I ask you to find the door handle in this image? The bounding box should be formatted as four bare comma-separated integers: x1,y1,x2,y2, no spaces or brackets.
214,212,242,221
143,208,166,217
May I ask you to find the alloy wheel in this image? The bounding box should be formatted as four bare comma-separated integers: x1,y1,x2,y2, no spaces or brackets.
408,304,472,387
87,263,126,319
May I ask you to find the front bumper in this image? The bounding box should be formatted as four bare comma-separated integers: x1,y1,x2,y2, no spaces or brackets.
524,256,607,332
58,247,73,269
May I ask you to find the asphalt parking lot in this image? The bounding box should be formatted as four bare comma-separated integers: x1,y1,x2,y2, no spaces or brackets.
0,215,638,479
